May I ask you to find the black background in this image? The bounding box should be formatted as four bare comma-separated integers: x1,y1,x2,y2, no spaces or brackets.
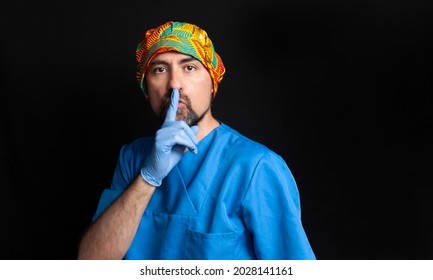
1,0,432,260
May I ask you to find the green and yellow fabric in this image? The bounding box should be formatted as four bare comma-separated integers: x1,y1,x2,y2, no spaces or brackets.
136,21,225,97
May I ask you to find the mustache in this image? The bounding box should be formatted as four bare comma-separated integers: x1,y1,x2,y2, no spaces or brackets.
159,90,193,118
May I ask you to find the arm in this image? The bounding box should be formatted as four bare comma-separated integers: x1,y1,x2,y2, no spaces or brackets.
78,89,199,259
78,176,155,260
242,152,316,260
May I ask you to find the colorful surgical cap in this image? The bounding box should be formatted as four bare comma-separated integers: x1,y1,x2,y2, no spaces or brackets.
136,21,225,98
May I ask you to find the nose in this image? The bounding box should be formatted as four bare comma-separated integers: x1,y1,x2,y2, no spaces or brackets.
168,68,183,92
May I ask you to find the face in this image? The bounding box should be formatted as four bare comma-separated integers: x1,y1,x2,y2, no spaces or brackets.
145,51,214,126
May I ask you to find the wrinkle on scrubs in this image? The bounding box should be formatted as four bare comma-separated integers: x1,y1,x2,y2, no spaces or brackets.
92,123,316,260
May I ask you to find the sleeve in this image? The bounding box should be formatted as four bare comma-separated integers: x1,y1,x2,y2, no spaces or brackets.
241,152,316,260
91,144,137,221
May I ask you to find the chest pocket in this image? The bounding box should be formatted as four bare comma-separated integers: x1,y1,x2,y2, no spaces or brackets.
184,229,238,260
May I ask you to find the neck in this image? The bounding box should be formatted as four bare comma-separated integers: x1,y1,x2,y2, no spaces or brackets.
195,111,220,142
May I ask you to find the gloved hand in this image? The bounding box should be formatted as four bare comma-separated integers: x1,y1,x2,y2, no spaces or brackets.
140,89,199,187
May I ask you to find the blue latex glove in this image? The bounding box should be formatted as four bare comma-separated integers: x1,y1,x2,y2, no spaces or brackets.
140,89,199,187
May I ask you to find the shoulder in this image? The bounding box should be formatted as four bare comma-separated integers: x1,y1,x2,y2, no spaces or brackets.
123,136,154,151
118,136,154,162
216,123,285,165
110,136,154,190
217,124,300,206
217,123,276,156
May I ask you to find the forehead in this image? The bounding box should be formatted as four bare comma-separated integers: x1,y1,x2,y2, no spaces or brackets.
150,51,197,64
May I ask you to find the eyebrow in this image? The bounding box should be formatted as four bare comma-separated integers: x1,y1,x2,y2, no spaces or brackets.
150,56,199,66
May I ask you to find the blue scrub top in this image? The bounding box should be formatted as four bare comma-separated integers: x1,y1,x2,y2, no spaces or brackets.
93,123,316,260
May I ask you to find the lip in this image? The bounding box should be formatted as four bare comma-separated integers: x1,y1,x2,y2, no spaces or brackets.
178,99,187,107
177,102,186,109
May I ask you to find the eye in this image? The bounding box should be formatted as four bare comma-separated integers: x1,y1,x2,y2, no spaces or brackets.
151,66,167,74
185,65,196,72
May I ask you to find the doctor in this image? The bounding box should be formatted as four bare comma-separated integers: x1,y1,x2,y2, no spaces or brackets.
78,21,316,260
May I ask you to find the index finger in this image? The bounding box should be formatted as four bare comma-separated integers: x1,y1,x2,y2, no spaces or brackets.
165,88,179,122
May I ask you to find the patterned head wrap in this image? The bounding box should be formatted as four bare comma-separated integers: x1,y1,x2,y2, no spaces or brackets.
136,21,225,98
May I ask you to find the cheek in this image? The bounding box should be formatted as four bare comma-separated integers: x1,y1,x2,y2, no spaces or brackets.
145,77,158,93
147,94,164,115
145,73,168,91
194,91,213,112
146,77,166,113
195,77,213,107
192,74,213,94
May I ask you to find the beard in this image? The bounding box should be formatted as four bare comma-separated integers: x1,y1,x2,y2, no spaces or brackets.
159,91,210,127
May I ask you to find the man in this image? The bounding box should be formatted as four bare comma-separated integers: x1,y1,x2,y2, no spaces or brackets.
78,21,315,260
